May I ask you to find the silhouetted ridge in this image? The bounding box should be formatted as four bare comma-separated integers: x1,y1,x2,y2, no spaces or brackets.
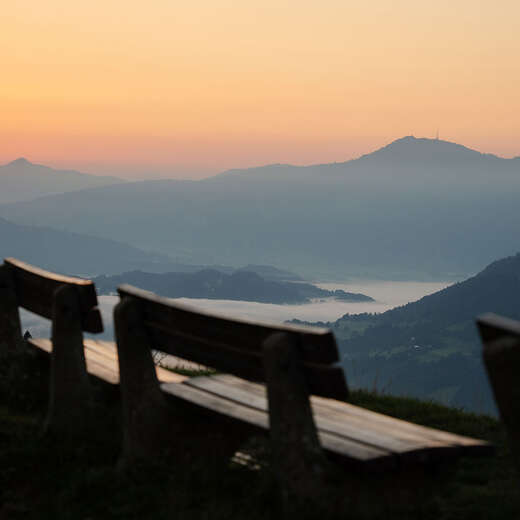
94,269,374,304
356,136,497,165
1,136,519,279
0,158,125,204
478,253,520,278
6,157,32,167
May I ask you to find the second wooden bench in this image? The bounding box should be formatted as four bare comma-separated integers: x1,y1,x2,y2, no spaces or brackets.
114,283,492,503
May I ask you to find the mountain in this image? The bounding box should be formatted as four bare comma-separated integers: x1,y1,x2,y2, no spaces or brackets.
137,262,303,281
323,253,520,415
0,158,124,204
0,213,309,281
1,137,519,279
0,217,178,276
236,264,303,282
93,269,373,304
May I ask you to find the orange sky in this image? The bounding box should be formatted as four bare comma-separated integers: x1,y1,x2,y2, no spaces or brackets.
1,1,519,179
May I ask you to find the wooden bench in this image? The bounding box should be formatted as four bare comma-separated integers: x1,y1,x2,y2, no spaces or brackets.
0,257,180,437
477,313,520,471
114,283,492,505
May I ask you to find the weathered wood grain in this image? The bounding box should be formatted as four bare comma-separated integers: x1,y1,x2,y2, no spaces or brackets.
184,375,490,463
4,257,102,333
211,374,490,452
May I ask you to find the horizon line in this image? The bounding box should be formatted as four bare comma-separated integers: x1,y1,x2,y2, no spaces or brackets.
1,134,518,181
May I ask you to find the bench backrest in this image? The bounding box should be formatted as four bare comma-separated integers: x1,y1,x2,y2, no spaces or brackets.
0,258,104,436
477,313,520,470
3,257,102,332
118,284,349,400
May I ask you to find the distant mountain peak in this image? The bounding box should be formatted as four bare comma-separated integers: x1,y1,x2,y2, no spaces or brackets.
393,135,418,143
7,157,32,166
0,157,125,204
359,135,499,164
384,135,470,150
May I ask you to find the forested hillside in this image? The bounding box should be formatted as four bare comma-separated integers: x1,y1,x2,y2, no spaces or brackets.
314,253,520,415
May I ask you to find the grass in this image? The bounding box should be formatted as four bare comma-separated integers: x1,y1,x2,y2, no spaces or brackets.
348,390,519,519
0,404,277,520
1,357,519,519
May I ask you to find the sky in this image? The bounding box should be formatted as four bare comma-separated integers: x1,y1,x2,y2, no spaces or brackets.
1,1,519,179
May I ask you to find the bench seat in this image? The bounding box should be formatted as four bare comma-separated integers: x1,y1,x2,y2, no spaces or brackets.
28,337,187,385
29,333,492,470
162,373,492,471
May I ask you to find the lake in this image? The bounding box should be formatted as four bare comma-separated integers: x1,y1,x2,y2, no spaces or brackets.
20,279,451,340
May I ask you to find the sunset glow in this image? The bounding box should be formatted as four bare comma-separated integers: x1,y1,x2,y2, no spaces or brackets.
2,0,519,178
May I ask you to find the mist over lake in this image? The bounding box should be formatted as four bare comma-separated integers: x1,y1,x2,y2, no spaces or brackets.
169,280,450,323
19,279,450,341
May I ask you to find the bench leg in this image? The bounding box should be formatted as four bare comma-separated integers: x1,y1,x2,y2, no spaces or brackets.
0,264,23,355
115,297,173,466
44,285,94,437
263,332,329,509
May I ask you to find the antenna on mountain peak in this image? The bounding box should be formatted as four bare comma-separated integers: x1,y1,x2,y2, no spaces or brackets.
436,129,439,140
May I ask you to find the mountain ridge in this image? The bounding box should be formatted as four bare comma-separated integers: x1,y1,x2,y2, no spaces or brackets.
93,269,374,304
0,216,175,276
3,137,518,185
0,157,125,204
0,216,306,281
1,136,518,280
214,136,519,181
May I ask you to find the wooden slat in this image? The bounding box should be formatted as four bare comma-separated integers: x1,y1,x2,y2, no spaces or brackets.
29,337,119,384
118,284,339,364
311,395,491,452
82,340,120,361
184,376,478,462
148,327,348,400
4,258,102,333
157,366,186,384
84,354,120,385
29,337,53,354
28,337,184,384
212,374,491,453
477,313,520,343
317,431,394,469
160,380,393,469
